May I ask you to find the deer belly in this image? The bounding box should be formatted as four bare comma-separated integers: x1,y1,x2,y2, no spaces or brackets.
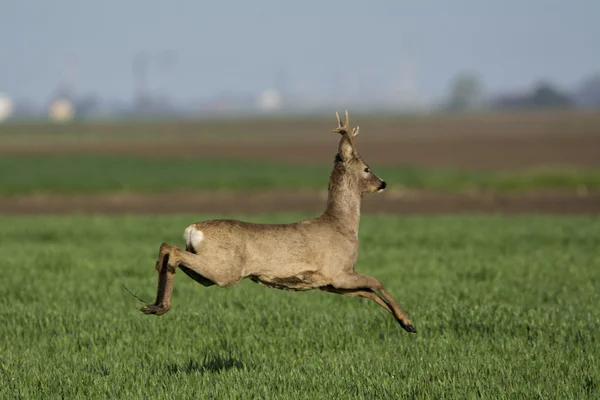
249,270,325,291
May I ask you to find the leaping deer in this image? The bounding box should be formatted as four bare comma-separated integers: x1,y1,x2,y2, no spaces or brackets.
140,111,416,333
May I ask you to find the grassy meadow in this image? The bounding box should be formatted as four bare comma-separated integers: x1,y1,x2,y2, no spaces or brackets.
1,214,599,399
2,155,600,195
1,114,599,398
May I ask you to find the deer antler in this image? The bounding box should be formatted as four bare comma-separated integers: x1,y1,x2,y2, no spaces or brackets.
332,110,360,157
332,110,360,138
332,110,350,135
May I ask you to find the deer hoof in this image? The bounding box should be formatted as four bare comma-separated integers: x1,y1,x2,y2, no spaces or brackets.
140,304,169,316
403,323,417,333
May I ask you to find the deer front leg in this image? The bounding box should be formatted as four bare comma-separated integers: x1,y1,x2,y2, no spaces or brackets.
321,287,395,316
332,273,416,333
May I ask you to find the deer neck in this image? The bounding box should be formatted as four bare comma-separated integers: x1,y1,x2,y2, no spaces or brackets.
322,168,362,237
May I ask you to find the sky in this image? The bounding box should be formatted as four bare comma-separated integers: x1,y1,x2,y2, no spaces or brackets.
1,0,598,105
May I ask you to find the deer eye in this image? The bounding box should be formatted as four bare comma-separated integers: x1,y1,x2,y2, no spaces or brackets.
364,167,370,173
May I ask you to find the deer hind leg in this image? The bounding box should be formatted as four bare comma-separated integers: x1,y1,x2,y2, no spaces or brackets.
332,273,416,333
141,242,182,316
168,246,241,288
141,243,241,316
141,242,218,316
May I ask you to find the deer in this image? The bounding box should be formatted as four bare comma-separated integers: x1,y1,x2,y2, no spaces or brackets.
140,110,416,333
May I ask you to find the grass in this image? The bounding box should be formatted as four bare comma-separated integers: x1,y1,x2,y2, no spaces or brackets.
2,155,600,196
1,214,599,399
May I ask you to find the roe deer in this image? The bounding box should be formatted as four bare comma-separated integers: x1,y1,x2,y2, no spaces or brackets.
140,111,416,332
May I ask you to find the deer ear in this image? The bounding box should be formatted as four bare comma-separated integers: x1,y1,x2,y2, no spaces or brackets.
338,135,355,161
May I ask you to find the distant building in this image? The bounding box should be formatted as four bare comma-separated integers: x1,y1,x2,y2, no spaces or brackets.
0,93,14,121
48,97,75,121
256,89,283,112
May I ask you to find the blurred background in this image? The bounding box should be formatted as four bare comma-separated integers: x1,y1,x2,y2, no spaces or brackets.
1,0,599,214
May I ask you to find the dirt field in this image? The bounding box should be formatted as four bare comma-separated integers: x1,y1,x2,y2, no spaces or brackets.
2,190,598,215
3,132,600,169
2,110,600,169
2,110,599,214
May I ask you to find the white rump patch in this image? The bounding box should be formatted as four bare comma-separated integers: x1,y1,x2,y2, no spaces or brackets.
184,225,204,249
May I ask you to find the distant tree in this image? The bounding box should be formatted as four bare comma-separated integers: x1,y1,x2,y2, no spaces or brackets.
446,72,486,111
576,72,600,107
76,94,106,118
529,81,573,108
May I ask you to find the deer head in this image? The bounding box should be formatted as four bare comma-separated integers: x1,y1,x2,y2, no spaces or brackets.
331,110,387,194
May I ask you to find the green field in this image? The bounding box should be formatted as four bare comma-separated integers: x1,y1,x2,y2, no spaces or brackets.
1,214,599,399
2,155,599,196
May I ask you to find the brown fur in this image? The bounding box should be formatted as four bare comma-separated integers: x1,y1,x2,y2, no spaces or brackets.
140,111,416,333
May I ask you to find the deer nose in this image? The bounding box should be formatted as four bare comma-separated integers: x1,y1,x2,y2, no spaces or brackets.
379,181,387,190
